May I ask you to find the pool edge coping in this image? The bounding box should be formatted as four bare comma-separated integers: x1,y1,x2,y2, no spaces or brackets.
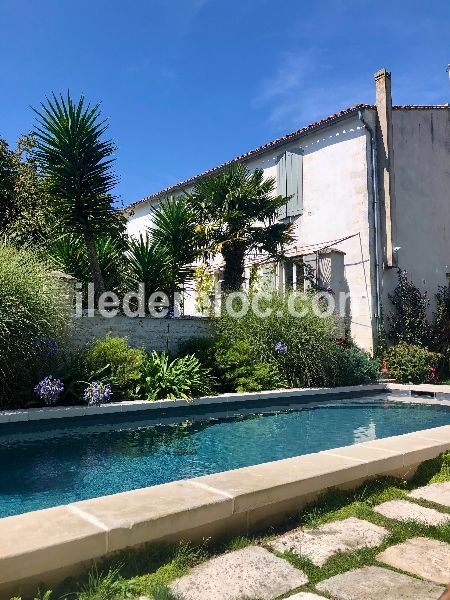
1,422,450,598
3,383,450,424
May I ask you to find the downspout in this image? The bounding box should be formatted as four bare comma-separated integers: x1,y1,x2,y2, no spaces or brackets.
358,109,382,334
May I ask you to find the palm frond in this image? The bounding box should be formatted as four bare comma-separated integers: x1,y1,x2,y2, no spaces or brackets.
32,92,119,234
126,233,169,297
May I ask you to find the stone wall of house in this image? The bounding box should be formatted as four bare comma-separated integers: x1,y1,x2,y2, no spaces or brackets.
70,315,213,355
126,114,376,352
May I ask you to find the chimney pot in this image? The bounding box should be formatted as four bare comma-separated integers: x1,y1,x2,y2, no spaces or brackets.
375,68,391,81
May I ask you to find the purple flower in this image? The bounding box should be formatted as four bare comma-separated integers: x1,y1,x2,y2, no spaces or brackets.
275,341,288,354
84,382,112,406
36,337,57,357
326,287,334,294
34,376,64,406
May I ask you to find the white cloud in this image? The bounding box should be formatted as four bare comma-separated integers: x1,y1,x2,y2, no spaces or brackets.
254,50,372,132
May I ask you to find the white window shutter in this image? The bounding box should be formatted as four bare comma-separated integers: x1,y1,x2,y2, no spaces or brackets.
286,148,303,217
276,152,287,220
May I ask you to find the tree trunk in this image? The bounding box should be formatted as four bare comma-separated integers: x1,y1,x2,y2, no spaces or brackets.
84,230,106,304
222,244,246,293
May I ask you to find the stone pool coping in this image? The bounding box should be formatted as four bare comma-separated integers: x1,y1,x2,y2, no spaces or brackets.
2,383,450,424
1,422,450,598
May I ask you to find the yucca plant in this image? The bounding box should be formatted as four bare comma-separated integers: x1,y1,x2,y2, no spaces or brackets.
190,163,294,292
126,233,169,306
46,233,127,297
150,196,200,306
32,93,124,301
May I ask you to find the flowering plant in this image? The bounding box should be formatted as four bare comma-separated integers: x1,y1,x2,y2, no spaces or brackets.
83,381,112,405
275,341,288,354
34,376,64,406
35,337,57,357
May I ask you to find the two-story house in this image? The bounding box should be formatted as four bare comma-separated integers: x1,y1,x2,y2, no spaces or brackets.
125,69,450,353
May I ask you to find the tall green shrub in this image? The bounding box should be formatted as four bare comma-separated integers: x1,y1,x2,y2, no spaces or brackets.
430,284,450,358
336,345,380,386
384,342,444,384
0,243,69,407
85,335,146,399
388,269,431,346
216,291,341,388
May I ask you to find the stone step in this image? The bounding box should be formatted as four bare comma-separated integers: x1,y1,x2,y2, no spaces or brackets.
374,499,450,525
170,546,308,600
269,517,388,566
410,481,450,507
377,537,450,585
316,565,444,599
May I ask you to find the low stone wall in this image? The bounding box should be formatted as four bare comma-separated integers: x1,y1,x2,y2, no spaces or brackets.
70,314,213,354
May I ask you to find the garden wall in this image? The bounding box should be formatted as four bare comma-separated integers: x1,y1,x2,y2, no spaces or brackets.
70,315,213,354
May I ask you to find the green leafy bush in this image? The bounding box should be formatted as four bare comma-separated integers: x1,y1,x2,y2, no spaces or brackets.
430,284,450,359
85,336,146,399
178,335,287,392
214,339,288,392
384,342,444,384
388,269,431,347
181,294,379,391
216,291,341,388
0,243,69,408
336,345,380,386
177,336,216,367
137,351,213,401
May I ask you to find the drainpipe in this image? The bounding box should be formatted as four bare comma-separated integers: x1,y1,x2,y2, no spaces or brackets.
358,109,382,333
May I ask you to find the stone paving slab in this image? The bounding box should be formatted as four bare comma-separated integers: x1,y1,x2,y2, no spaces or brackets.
170,546,308,600
410,481,450,507
377,537,450,585
374,499,450,526
269,517,388,566
284,594,326,599
316,565,444,599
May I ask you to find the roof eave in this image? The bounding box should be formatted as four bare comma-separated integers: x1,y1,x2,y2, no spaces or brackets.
126,103,376,213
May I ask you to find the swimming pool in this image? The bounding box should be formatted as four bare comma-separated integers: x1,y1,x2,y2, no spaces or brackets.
1,396,450,517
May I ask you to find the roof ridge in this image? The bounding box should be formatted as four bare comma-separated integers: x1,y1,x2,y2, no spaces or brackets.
127,102,448,211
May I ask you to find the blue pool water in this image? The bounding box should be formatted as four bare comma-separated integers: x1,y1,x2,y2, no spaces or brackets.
1,397,449,517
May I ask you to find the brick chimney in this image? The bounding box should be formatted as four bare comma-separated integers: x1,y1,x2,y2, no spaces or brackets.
375,68,396,267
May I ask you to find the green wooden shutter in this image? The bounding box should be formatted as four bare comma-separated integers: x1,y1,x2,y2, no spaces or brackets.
286,148,303,217
277,152,287,220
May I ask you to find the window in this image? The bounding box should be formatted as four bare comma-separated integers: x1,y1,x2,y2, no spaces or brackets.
276,148,304,219
280,257,305,291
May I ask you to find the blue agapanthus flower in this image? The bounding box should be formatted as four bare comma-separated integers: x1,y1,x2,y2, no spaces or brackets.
34,375,64,406
35,337,57,357
84,382,112,406
275,341,288,354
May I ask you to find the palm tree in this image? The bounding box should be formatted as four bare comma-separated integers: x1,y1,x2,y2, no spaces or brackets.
47,233,126,297
150,196,200,308
32,93,123,301
190,163,294,292
126,233,169,307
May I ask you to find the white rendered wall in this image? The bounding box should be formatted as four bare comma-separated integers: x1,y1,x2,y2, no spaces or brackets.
125,115,375,350
383,108,450,315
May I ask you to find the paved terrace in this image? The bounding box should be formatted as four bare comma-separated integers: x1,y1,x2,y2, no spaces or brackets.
163,479,450,600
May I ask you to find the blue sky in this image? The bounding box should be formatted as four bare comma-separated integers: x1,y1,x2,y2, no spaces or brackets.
1,0,449,206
